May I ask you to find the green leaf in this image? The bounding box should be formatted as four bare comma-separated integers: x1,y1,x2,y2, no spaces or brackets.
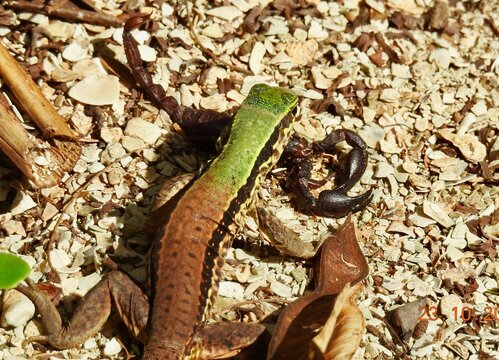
0,253,31,289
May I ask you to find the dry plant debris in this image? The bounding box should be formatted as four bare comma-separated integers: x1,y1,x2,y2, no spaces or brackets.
0,0,498,359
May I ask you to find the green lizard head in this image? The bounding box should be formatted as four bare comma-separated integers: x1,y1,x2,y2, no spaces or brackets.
245,84,298,116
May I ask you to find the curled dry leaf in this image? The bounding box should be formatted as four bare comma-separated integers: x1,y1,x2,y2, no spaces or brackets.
311,282,365,360
267,218,368,360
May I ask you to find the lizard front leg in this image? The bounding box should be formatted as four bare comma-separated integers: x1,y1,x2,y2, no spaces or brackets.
16,271,149,349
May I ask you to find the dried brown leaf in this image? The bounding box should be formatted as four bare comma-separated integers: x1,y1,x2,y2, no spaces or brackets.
312,283,365,360
267,219,368,360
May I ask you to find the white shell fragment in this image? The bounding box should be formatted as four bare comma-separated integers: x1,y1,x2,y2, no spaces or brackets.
218,281,245,300
422,200,454,228
103,337,123,356
205,6,243,21
0,290,35,328
9,191,36,215
249,42,266,74
68,75,120,106
62,43,88,62
124,118,162,145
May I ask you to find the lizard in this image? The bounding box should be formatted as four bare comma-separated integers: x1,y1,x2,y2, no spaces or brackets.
16,16,373,360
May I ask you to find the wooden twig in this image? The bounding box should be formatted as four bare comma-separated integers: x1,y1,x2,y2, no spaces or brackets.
0,40,81,188
6,1,124,28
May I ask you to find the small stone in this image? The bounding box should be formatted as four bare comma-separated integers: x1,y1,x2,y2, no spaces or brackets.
286,40,318,66
77,273,102,295
1,220,25,236
391,63,412,78
202,23,224,38
415,117,429,131
218,281,245,300
68,75,120,106
1,290,35,328
270,280,292,298
49,248,72,270
290,267,306,282
103,337,122,356
138,44,156,62
445,245,464,262
374,162,394,178
311,67,331,89
107,143,126,159
249,42,266,75
429,48,451,69
124,118,162,145
429,92,444,114
440,294,462,319
307,20,328,39
380,88,399,102
366,0,386,13
422,200,454,228
358,123,385,148
409,208,436,227
10,192,37,215
62,43,88,62
470,100,487,116
408,174,431,188
205,6,243,21
363,106,376,123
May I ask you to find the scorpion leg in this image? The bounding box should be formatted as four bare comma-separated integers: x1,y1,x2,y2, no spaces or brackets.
123,15,231,148
286,130,372,218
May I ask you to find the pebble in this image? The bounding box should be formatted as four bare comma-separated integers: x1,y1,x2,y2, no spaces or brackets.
311,67,331,89
138,44,157,62
68,75,120,106
49,248,72,270
205,6,243,21
218,281,245,300
249,42,266,75
286,40,318,66
380,88,399,102
358,123,385,148
374,162,394,178
445,245,464,262
62,43,88,62
440,294,462,319
77,272,102,295
103,337,122,356
470,100,487,116
290,267,307,282
10,192,37,215
202,23,224,38
307,20,328,39
408,209,437,227
124,118,162,145
422,200,454,228
429,48,451,69
0,290,35,328
270,280,292,298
